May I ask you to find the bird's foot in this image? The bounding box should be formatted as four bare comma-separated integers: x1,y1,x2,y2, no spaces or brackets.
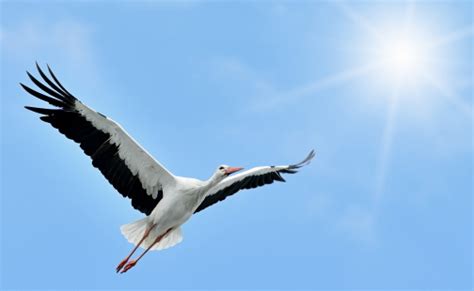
116,258,129,273
120,260,137,274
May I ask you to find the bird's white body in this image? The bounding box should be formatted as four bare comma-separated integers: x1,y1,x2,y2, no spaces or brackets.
22,63,315,272
150,177,206,226
122,175,224,250
151,180,207,237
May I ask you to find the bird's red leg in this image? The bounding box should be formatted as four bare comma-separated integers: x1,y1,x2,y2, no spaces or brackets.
120,228,172,274
116,224,155,273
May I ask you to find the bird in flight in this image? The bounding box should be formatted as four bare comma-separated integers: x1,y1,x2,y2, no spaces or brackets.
22,63,315,273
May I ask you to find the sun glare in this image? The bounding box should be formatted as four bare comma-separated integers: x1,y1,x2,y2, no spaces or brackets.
384,37,421,75
372,28,433,86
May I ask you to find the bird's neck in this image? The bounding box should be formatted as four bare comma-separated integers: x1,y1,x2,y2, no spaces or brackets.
203,173,222,190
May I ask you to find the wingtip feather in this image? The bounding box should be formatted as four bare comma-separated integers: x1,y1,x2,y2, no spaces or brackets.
19,82,29,91
46,64,75,99
24,105,37,112
289,149,316,170
25,106,56,115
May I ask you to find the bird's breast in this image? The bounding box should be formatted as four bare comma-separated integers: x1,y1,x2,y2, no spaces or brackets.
149,187,205,227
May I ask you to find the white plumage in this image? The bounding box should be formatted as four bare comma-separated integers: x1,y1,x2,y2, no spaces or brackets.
22,63,315,273
121,218,183,251
76,101,174,198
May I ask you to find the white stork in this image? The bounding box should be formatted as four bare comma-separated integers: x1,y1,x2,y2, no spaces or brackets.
22,63,315,273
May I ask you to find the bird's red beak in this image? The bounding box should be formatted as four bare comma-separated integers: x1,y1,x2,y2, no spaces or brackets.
225,167,244,175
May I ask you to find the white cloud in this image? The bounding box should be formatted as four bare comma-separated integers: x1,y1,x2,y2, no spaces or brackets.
251,62,380,112
1,19,95,67
1,18,108,100
207,56,379,114
208,56,278,102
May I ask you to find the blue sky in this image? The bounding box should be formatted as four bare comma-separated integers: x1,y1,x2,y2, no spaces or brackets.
1,0,472,289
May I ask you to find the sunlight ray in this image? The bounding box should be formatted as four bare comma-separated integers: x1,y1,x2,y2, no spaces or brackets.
281,62,382,101
253,61,382,111
403,0,416,31
426,25,474,49
373,0,413,210
373,88,400,209
334,1,383,41
421,71,472,117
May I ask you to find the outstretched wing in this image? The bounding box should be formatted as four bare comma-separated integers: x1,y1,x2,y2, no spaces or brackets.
22,63,176,215
194,150,315,213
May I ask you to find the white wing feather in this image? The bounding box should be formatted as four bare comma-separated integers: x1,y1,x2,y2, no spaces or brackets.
76,101,176,198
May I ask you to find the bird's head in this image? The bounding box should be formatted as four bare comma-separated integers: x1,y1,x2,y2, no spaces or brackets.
215,164,244,179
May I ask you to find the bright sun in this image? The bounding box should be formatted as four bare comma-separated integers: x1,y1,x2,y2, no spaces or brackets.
374,31,432,86
383,37,421,76
364,21,436,89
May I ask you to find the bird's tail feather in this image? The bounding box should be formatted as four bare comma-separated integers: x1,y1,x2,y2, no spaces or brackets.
120,218,149,246
120,218,183,251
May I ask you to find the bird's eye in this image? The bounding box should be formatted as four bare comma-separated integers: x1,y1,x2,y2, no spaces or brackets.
219,166,224,170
